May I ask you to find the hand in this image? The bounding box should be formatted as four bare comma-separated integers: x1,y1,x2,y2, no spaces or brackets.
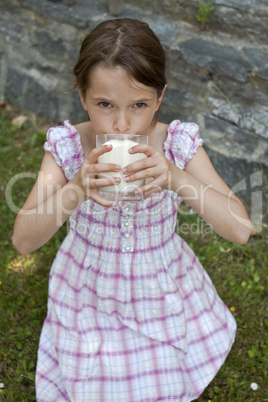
122,144,173,195
73,144,121,207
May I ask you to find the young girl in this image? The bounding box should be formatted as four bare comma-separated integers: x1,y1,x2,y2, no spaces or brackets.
13,18,251,402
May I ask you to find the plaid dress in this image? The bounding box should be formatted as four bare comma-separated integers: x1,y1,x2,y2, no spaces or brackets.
36,120,236,401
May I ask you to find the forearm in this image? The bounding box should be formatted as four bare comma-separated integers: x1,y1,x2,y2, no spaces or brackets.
170,166,252,244
12,180,85,254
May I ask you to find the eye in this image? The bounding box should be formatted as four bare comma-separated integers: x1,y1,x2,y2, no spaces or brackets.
133,103,147,109
99,102,112,108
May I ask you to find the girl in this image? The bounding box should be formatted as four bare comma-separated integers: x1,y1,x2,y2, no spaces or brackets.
13,18,252,402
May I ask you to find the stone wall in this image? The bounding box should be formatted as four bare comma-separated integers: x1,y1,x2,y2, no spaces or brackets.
1,0,268,210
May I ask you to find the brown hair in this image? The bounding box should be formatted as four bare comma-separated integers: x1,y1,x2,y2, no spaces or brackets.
73,18,167,121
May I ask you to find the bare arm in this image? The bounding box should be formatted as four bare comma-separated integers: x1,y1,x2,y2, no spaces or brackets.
12,152,84,254
12,145,122,254
170,147,252,244
123,145,252,244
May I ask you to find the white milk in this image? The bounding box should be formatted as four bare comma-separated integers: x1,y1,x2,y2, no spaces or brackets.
98,139,147,193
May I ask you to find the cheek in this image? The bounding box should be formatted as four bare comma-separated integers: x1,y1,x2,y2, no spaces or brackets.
90,113,112,132
135,111,155,128
144,109,158,123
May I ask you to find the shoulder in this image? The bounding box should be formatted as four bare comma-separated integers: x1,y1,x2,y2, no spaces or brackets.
44,120,84,180
162,119,203,169
167,120,200,139
44,121,81,152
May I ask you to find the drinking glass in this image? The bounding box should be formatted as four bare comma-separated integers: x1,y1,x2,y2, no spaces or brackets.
96,134,148,201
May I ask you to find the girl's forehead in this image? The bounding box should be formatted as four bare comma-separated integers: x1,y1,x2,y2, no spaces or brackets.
88,65,157,97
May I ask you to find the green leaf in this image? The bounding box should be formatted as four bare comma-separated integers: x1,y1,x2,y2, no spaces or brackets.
14,376,22,383
26,372,35,381
16,342,23,350
30,133,37,148
253,273,260,283
213,385,220,394
28,361,35,370
197,1,214,23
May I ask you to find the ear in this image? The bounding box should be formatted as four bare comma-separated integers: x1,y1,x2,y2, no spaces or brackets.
156,84,167,111
78,90,88,111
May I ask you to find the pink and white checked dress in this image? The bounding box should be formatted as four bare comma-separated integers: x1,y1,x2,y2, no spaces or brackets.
36,120,236,401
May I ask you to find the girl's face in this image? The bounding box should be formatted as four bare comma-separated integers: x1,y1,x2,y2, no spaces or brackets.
79,66,166,136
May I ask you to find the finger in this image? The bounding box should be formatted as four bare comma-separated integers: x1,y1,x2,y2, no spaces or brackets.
134,178,165,195
90,192,117,208
124,165,163,183
86,163,121,174
123,156,156,174
124,150,166,174
87,144,113,163
128,143,154,157
90,175,121,188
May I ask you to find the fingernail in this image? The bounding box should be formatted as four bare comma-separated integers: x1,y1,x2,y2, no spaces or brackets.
129,148,133,153
122,168,127,174
114,177,121,183
115,165,121,170
125,176,131,182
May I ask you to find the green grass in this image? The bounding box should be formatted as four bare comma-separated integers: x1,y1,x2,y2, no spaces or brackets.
0,105,267,401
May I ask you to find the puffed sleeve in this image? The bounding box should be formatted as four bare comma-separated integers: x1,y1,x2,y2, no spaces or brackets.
164,120,203,170
44,120,84,181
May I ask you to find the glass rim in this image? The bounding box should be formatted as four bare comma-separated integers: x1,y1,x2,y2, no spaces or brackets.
96,133,148,146
96,133,148,139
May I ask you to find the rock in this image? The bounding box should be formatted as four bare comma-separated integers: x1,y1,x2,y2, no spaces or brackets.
204,115,266,155
203,114,268,164
142,16,180,49
62,0,77,5
163,88,190,108
20,0,107,28
35,32,66,56
205,145,268,210
179,39,251,83
209,98,268,140
257,68,268,81
243,48,268,69
4,68,59,121
208,98,241,125
0,52,2,76
159,109,188,125
70,93,86,123
109,0,124,16
0,18,22,41
123,0,268,44
242,48,268,81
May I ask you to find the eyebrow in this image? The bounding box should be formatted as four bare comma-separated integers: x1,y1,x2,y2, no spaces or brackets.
91,97,154,103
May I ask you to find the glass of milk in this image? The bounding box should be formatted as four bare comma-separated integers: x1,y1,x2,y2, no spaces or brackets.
96,134,148,201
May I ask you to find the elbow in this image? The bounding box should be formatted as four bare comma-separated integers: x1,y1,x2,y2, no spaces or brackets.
12,216,34,255
12,235,25,255
233,221,252,245
231,205,252,245
235,232,250,245
12,233,32,255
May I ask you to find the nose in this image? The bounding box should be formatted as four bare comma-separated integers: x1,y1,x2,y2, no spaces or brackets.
113,111,130,133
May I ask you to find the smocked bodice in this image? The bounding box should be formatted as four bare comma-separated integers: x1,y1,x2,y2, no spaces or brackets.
69,190,180,254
